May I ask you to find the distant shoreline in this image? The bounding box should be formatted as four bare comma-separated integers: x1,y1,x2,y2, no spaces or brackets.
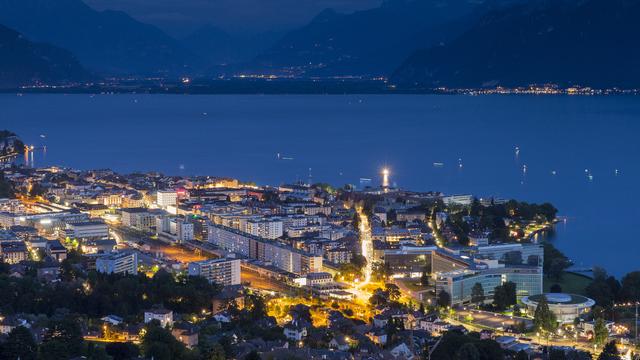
2,79,638,96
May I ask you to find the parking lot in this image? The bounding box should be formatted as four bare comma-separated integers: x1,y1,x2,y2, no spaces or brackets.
456,309,533,331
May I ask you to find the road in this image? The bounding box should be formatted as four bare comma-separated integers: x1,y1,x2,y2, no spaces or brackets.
356,205,373,285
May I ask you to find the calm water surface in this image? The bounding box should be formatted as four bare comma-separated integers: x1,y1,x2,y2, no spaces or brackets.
2,94,639,276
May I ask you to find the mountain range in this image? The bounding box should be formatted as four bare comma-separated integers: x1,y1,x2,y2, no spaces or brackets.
181,26,285,67
1,0,640,89
252,0,485,77
0,0,196,76
0,24,87,89
391,0,640,88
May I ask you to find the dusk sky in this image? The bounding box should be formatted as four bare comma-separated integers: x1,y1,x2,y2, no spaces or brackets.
84,0,382,35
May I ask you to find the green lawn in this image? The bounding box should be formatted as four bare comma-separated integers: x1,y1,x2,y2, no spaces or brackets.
543,272,593,295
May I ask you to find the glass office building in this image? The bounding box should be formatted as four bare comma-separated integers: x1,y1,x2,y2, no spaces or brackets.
436,266,543,306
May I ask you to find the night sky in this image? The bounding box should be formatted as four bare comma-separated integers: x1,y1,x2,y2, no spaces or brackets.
84,0,382,35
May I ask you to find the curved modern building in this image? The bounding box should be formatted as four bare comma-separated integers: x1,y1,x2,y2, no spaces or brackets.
521,293,595,324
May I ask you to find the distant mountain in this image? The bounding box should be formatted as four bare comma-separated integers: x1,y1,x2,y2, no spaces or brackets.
0,0,197,76
392,0,640,88
0,24,87,89
181,26,284,66
251,0,521,77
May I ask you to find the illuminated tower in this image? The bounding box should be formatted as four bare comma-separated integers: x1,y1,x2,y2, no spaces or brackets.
381,168,390,191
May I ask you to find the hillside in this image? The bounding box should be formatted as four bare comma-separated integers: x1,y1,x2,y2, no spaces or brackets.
0,24,87,89
252,0,489,77
181,25,283,66
0,0,197,75
392,0,640,88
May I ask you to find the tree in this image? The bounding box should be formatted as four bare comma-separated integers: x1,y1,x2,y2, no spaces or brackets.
141,320,189,360
593,317,609,346
493,282,516,310
289,304,312,323
549,348,567,360
244,350,262,360
0,171,14,198
105,342,140,360
515,320,527,334
437,290,451,308
504,282,517,306
533,295,557,336
598,341,620,360
621,271,640,302
337,263,363,282
39,339,73,360
249,293,268,318
29,182,47,198
369,288,390,307
543,243,571,280
145,342,172,360
59,259,77,282
421,268,430,287
493,285,509,310
471,283,485,304
550,284,563,293
0,326,37,360
40,317,84,360
198,338,228,360
515,350,529,360
455,343,480,360
208,342,227,360
469,198,482,217
351,255,367,270
385,283,401,301
605,276,621,301
587,277,616,308
86,343,111,360
429,331,505,360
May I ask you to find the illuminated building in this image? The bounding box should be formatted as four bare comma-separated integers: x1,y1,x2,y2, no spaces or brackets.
96,251,138,276
65,221,109,240
121,208,162,231
246,217,283,239
0,241,27,264
157,216,194,243
522,293,595,324
383,246,471,278
472,243,543,267
45,240,67,261
442,194,474,206
208,224,322,275
188,258,241,286
436,266,543,306
156,190,177,208
144,308,173,328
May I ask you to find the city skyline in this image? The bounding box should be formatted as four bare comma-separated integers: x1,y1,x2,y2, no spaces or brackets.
1,0,639,358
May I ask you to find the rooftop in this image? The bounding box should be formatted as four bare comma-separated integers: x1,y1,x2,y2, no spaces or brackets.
523,293,595,306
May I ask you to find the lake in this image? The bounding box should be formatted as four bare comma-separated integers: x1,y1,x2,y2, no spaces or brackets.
2,93,639,277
